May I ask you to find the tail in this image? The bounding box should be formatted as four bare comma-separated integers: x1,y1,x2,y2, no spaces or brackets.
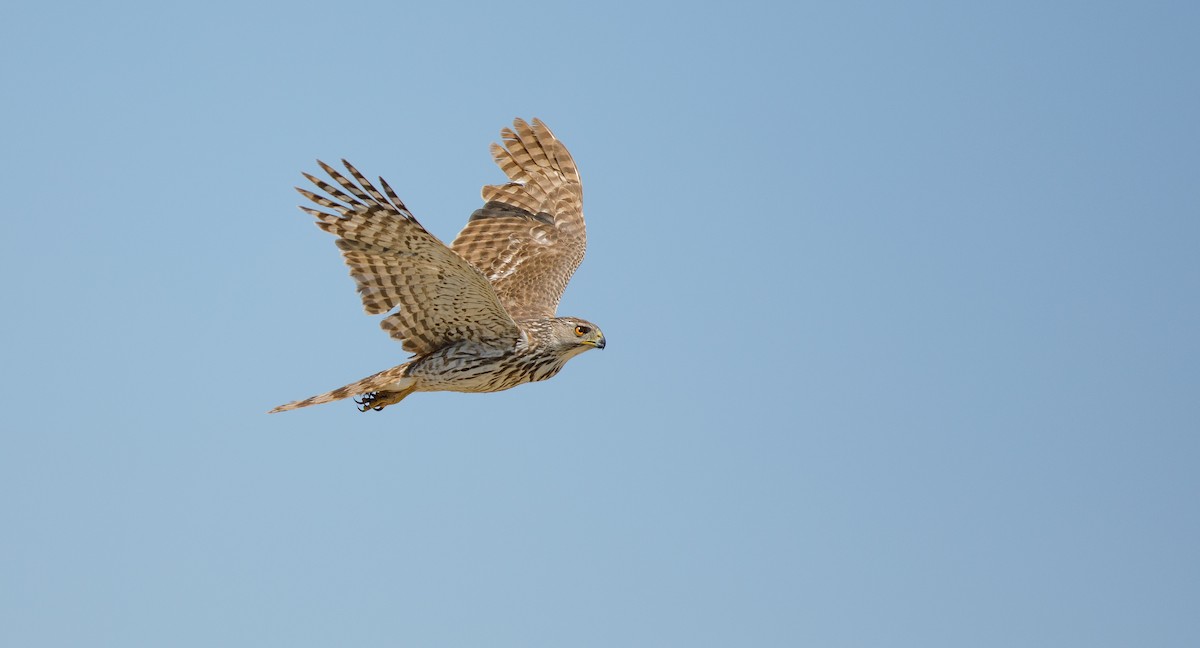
268,364,414,413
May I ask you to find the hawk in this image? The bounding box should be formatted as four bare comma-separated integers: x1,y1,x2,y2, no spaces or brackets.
270,118,605,413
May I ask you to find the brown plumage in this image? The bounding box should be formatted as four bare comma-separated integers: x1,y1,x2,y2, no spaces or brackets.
270,118,605,413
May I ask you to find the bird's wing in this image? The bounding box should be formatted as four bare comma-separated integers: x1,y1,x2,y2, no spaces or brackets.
450,118,586,320
298,160,520,354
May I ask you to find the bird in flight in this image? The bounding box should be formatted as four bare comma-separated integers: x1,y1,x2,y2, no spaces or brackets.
270,118,605,413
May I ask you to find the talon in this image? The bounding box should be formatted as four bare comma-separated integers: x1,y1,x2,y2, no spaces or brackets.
351,390,404,412
354,392,379,412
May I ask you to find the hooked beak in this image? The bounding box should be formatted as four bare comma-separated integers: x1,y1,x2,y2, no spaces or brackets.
584,333,606,350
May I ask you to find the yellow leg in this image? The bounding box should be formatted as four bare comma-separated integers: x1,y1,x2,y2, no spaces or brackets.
353,387,414,412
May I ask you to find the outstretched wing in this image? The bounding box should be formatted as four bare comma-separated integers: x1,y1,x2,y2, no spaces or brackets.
298,160,520,355
450,118,586,320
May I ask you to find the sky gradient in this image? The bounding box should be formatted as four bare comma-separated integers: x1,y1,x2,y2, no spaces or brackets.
2,2,1198,646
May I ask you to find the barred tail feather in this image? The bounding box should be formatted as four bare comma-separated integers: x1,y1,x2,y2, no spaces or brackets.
268,364,414,413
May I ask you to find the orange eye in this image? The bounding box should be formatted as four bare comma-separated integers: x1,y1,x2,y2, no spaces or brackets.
574,325,590,336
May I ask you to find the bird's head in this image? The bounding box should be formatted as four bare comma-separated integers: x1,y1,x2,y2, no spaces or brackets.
549,317,606,354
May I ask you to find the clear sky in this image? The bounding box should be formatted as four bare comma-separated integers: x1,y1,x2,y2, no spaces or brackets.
2,2,1197,646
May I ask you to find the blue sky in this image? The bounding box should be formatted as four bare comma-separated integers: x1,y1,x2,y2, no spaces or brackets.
2,1,1197,646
